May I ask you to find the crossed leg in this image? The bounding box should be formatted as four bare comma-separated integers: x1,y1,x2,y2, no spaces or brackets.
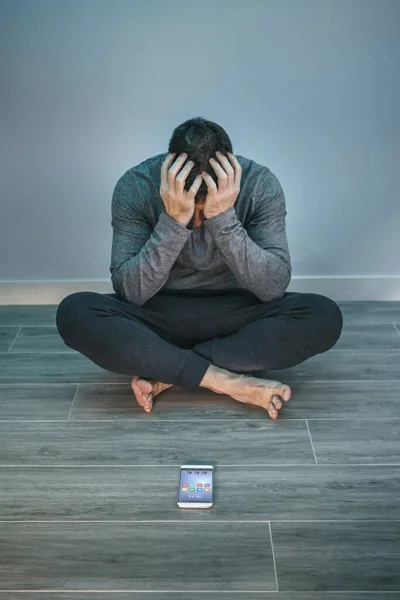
131,291,343,419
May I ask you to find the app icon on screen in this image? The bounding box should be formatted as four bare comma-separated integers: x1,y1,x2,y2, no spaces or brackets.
197,483,203,487
196,487,202,492
182,487,188,491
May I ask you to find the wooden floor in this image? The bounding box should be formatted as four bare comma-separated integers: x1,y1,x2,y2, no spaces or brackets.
0,301,399,598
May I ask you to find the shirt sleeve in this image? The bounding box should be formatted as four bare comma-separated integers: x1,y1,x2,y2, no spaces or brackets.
110,172,191,306
203,170,291,301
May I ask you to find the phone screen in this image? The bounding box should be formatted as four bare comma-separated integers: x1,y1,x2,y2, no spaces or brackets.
178,467,213,503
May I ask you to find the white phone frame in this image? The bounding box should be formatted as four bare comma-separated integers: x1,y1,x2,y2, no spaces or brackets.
177,464,214,509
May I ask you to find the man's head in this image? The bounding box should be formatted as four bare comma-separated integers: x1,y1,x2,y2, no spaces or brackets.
168,116,233,203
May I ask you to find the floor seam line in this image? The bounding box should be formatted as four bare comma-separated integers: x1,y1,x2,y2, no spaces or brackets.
1,463,400,467
66,384,79,420
6,326,22,353
305,419,318,465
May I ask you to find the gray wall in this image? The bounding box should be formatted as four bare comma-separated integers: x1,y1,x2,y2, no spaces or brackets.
1,0,399,281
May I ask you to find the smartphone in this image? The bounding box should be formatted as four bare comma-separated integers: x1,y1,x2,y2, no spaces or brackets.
177,465,214,509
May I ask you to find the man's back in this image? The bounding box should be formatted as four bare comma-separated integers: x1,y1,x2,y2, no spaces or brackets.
110,152,291,306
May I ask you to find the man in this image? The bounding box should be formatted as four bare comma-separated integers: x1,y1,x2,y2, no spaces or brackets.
56,117,343,420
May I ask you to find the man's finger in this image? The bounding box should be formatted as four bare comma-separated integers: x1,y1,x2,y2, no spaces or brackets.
160,153,176,188
228,152,242,186
169,153,188,191
209,157,229,181
202,172,217,188
187,174,203,199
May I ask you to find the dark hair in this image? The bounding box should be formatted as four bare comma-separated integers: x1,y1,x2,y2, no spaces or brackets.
167,116,233,200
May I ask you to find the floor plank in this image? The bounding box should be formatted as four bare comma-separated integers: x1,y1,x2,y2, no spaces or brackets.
335,322,400,349
261,349,400,382
0,353,128,383
7,377,396,422
0,370,398,422
68,381,400,420
337,301,400,324
0,305,57,326
2,349,400,384
308,419,400,464
271,521,400,591
0,384,76,419
7,327,74,353
0,522,276,591
0,465,399,521
0,420,315,466
0,593,396,599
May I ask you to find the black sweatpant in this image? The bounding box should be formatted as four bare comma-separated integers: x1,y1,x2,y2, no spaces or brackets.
56,288,343,392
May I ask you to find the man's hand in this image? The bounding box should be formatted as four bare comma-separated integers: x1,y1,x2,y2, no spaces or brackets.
160,153,203,227
201,151,242,219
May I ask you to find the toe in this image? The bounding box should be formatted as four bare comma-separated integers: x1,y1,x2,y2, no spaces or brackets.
143,395,153,412
281,385,291,401
271,395,282,409
268,402,278,419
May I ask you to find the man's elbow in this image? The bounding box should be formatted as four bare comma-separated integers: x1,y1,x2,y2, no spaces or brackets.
280,262,292,293
276,262,291,297
263,261,291,302
110,268,146,308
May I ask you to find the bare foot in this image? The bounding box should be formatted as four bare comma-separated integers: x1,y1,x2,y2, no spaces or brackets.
229,376,291,419
131,376,173,413
200,366,291,420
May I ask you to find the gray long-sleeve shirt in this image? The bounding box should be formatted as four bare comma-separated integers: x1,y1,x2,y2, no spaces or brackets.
110,152,291,307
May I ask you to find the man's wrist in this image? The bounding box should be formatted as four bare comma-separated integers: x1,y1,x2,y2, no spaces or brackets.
204,210,224,220
204,207,234,221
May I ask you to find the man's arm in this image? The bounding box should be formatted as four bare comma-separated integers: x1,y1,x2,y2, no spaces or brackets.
204,171,291,302
110,172,191,306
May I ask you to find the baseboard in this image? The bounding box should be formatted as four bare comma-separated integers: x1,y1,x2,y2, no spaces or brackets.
0,276,399,305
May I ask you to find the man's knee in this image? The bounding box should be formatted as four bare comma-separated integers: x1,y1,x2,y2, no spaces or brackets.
56,291,98,340
303,293,343,350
